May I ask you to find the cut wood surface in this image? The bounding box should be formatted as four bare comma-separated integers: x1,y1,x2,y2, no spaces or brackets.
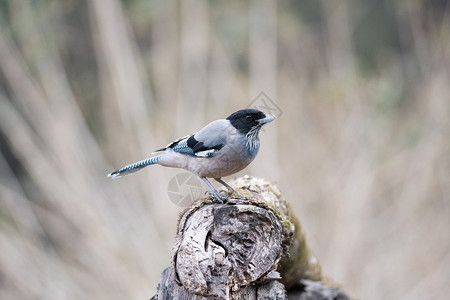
151,176,349,300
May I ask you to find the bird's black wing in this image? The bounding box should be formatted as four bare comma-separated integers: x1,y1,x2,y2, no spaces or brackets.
153,133,224,157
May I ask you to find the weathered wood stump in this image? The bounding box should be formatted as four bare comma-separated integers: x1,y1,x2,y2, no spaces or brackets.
152,267,288,300
151,176,349,300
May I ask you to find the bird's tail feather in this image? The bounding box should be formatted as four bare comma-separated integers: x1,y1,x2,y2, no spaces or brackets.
107,155,163,178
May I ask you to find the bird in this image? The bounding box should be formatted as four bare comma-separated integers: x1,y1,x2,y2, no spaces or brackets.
107,109,276,202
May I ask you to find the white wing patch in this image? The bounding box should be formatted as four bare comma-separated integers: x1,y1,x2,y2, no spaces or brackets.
195,149,218,157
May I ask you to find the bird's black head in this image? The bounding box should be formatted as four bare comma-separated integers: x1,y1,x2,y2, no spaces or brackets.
226,109,275,134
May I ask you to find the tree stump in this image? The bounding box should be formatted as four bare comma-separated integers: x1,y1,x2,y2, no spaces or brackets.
151,176,349,300
151,267,288,300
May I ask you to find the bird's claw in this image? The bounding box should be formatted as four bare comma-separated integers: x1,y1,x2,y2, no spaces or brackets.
204,187,256,203
235,194,258,200
205,190,228,203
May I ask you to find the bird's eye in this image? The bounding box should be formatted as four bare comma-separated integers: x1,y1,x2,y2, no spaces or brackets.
246,115,254,121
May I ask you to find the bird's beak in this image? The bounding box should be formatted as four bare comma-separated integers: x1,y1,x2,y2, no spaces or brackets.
258,114,276,125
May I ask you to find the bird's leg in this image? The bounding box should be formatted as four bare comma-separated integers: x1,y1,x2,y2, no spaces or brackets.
201,177,228,203
215,178,254,199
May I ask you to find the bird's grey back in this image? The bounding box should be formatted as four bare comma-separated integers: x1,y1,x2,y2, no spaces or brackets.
194,119,234,148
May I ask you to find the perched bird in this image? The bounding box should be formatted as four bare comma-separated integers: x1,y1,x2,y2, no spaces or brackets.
108,109,276,202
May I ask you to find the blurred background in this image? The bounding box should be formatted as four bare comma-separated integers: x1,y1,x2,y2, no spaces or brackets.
1,0,449,299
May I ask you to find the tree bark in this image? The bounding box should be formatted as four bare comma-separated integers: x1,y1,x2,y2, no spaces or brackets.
151,176,349,300
151,267,288,300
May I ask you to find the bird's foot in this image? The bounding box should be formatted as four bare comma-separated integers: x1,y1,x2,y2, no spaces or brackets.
214,179,256,199
205,190,228,203
236,193,258,200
